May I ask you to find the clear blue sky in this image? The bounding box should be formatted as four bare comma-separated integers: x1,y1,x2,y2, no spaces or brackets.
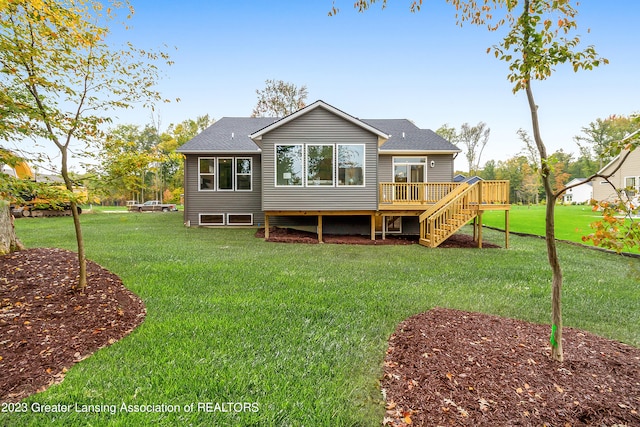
110,0,639,171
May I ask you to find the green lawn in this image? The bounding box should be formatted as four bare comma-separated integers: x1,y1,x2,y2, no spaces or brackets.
481,204,640,253
4,212,639,426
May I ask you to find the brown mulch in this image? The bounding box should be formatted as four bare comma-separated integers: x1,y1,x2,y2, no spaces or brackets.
255,227,500,248
0,248,146,403
382,308,640,426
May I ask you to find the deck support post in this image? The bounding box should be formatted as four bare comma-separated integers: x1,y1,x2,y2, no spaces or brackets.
472,216,477,241
318,215,323,243
264,214,270,240
371,214,376,240
381,215,386,240
505,210,510,249
477,211,483,248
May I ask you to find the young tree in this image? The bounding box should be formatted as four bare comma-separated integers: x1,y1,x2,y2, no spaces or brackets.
0,0,173,289
251,79,308,117
332,0,609,362
517,129,541,203
437,122,490,175
459,122,490,175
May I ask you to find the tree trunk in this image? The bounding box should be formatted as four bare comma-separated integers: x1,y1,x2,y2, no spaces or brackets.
525,82,564,362
60,150,87,290
0,200,25,255
70,201,87,290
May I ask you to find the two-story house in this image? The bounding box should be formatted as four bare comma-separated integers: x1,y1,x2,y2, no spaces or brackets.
177,100,510,247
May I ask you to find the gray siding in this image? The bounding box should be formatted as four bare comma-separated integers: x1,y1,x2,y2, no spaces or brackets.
378,154,455,182
261,108,379,211
183,154,264,226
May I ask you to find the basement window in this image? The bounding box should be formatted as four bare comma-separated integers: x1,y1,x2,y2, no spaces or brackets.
199,213,225,225
227,213,253,225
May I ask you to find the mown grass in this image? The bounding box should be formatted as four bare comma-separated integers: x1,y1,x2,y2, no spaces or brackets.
482,204,640,253
4,212,639,426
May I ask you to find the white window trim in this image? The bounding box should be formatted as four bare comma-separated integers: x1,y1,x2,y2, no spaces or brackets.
198,156,255,192
624,176,639,190
392,156,427,184
235,157,253,192
198,157,216,192
337,143,366,187
217,157,234,192
227,213,254,226
275,143,367,188
199,213,225,225
306,144,335,187
275,144,304,187
385,216,402,234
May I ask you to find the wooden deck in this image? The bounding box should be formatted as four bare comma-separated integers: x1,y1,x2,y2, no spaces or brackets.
263,181,510,248
379,181,510,248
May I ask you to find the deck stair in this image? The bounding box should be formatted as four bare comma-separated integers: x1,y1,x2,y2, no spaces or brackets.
419,182,481,248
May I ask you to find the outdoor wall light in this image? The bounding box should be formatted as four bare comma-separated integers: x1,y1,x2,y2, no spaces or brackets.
430,160,436,168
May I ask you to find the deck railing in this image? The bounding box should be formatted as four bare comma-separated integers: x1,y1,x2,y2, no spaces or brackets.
379,181,509,206
379,182,462,205
478,180,510,204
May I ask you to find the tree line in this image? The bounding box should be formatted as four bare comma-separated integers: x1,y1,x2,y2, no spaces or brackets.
469,114,637,204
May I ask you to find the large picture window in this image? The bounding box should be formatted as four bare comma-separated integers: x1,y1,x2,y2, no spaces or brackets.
275,143,366,187
199,158,215,191
307,145,334,186
276,145,303,186
337,144,365,186
236,158,252,191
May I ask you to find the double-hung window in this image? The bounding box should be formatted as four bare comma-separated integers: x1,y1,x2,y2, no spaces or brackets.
624,176,639,196
236,158,252,191
199,158,215,191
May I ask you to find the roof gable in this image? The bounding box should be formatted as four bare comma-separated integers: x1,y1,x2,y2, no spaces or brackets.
597,129,640,174
249,100,390,141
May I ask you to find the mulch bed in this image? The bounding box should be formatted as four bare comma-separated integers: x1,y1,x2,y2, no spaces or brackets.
255,227,501,248
382,308,640,426
0,248,146,403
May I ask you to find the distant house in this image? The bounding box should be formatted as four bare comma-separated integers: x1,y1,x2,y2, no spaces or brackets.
562,178,592,204
177,100,510,247
592,139,640,202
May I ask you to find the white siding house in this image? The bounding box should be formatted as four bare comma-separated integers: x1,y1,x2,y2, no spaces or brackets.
563,178,593,204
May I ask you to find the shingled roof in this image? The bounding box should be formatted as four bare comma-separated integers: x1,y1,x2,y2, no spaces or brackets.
363,119,460,153
176,117,277,154
177,102,460,154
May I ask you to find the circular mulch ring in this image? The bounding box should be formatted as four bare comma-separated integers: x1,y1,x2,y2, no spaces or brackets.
0,248,146,403
382,307,640,426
